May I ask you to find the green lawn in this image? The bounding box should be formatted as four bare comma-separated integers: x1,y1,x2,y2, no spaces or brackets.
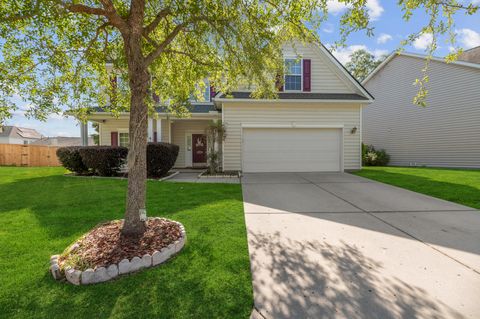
0,167,253,319
353,166,480,209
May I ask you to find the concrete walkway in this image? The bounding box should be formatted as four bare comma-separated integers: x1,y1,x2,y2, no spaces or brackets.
242,172,480,319
166,171,239,184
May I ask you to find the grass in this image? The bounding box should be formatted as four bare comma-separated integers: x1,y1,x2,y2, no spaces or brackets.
353,166,480,209
0,167,253,319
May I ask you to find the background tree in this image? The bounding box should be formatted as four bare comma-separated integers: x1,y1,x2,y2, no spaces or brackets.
0,0,477,236
345,49,386,82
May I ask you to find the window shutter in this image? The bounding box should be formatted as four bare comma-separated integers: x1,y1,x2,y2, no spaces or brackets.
275,73,284,92
111,132,118,146
153,132,158,142
303,59,311,92
210,86,216,100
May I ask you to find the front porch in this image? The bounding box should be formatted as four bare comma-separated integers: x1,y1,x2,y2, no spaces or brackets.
86,112,221,169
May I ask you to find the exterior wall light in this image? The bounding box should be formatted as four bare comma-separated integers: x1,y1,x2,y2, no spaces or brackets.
350,126,357,134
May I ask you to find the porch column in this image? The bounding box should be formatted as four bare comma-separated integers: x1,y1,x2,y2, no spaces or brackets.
156,118,162,142
147,118,154,142
213,119,219,153
80,121,88,146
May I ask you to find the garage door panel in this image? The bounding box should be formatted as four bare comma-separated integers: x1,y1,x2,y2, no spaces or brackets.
242,128,341,173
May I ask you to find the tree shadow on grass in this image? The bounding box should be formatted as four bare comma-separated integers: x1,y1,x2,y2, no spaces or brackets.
0,172,252,319
248,230,467,319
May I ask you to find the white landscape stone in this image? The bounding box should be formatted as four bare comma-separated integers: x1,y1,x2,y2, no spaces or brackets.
151,250,163,266
118,259,131,274
81,268,95,284
94,267,110,283
141,254,152,268
175,237,185,253
107,264,119,278
50,263,62,280
65,268,82,285
50,255,59,265
130,256,144,272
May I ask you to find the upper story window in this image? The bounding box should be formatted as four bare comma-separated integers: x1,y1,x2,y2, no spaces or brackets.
284,59,302,91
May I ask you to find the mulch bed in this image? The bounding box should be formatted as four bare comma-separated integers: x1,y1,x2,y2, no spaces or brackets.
59,218,181,270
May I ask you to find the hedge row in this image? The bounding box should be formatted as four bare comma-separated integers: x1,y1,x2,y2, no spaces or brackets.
56,143,179,177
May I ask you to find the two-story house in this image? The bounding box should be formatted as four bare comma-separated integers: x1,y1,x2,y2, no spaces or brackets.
83,41,373,172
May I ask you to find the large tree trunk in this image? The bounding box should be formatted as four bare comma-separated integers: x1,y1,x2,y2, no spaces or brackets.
122,31,150,236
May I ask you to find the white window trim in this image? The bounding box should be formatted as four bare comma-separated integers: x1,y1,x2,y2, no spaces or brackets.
284,57,303,92
118,128,129,147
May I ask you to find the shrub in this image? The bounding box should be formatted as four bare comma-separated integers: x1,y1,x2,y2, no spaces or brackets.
362,143,390,166
147,142,179,177
79,146,128,176
56,146,88,174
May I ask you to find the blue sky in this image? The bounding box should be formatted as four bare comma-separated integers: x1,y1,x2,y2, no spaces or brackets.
6,0,480,137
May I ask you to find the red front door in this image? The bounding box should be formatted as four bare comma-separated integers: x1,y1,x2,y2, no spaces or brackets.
192,134,207,163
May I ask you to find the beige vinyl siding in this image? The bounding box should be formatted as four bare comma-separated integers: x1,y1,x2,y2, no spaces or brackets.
222,102,362,171
363,55,480,168
99,119,170,145
282,42,357,94
170,119,217,167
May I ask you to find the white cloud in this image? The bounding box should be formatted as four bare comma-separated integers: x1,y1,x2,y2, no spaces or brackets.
326,0,384,20
377,33,392,44
413,33,433,50
456,28,480,49
366,0,384,20
331,45,388,64
327,0,349,14
322,23,334,34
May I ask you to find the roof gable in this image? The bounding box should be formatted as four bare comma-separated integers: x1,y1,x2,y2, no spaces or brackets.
363,51,480,84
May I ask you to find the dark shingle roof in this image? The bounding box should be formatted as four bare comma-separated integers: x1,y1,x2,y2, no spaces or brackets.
223,92,369,101
92,103,218,114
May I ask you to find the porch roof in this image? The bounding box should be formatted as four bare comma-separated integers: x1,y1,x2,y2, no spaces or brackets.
91,103,219,114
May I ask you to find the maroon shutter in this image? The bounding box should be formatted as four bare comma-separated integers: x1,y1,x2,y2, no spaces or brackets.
303,59,311,92
152,93,160,103
210,86,216,100
153,132,158,142
275,74,284,92
111,132,118,146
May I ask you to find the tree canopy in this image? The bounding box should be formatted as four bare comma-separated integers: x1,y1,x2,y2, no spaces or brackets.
345,49,386,82
0,0,477,234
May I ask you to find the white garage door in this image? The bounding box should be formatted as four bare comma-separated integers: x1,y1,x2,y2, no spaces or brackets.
242,128,342,172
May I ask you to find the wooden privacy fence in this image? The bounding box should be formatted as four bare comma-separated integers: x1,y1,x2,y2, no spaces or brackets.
0,144,61,167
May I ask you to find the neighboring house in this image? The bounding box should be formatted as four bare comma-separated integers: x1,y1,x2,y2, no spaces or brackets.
85,41,373,172
458,46,480,64
32,136,94,146
0,126,43,144
362,52,480,168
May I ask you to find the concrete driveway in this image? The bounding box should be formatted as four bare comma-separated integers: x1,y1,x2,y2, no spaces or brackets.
242,172,480,319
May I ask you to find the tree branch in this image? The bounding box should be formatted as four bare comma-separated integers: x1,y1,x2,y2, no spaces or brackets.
144,22,186,65
164,49,217,67
143,8,171,35
65,3,107,16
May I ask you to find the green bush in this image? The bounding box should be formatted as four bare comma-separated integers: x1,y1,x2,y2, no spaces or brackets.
56,146,88,174
78,146,128,176
362,143,390,166
146,142,179,177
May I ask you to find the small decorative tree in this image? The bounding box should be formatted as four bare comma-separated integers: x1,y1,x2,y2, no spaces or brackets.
205,120,225,175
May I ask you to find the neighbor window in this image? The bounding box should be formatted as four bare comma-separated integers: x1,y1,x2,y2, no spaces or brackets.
119,132,129,147
284,59,302,91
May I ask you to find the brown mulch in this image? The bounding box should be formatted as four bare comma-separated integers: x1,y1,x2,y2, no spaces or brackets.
59,218,182,270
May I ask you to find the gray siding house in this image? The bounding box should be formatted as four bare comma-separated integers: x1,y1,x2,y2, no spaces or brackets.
362,51,480,168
